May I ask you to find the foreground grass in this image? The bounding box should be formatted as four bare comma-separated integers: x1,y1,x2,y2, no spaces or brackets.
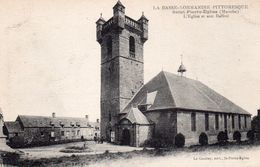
2,140,259,166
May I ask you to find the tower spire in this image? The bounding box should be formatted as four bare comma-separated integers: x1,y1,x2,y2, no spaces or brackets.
177,54,187,76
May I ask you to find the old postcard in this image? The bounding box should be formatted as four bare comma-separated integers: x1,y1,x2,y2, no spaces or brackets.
0,0,260,166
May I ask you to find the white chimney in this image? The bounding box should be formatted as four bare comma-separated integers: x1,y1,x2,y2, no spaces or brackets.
52,112,56,118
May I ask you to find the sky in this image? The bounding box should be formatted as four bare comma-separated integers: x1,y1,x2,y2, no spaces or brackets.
0,0,260,121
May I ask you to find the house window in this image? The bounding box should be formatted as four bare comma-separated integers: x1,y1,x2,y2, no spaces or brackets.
107,36,112,56
129,36,135,58
72,130,76,136
77,130,80,136
51,131,55,138
244,115,247,129
232,115,235,129
41,132,44,137
191,113,196,131
66,131,70,137
205,113,209,131
224,114,227,130
61,131,65,136
238,115,241,129
15,133,18,136
215,114,219,130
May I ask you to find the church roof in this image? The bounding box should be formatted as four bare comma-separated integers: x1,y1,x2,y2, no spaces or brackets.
122,107,150,124
16,115,91,128
121,71,250,115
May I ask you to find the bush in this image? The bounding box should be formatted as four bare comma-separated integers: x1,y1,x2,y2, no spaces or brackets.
144,137,173,148
233,131,241,142
60,145,92,153
1,152,20,166
199,133,208,146
247,130,255,141
9,136,25,148
175,133,185,148
217,131,228,144
66,146,89,150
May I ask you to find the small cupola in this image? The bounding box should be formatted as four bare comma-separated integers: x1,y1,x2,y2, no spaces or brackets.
177,55,187,76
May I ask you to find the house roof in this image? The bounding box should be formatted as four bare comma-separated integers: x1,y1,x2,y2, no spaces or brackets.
16,115,91,128
88,122,100,128
122,107,150,124
4,121,22,133
121,71,250,115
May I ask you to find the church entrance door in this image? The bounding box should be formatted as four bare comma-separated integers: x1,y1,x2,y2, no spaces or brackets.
122,129,130,145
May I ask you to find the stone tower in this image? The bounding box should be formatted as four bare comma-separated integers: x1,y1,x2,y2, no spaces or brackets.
96,1,148,141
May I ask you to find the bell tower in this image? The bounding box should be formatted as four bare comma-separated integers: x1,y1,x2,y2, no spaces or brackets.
96,1,148,141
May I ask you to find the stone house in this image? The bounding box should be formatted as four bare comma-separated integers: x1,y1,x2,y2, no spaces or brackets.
97,1,252,147
3,113,100,148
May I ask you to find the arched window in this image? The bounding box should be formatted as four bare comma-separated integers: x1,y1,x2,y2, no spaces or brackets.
205,113,209,131
107,36,112,55
129,36,135,58
191,113,196,131
244,115,247,129
215,114,219,130
232,115,235,129
224,114,227,129
238,115,241,129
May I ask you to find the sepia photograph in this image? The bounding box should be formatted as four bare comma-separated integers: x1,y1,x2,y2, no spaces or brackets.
0,0,260,166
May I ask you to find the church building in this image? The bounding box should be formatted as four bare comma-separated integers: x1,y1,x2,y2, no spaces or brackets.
96,1,251,147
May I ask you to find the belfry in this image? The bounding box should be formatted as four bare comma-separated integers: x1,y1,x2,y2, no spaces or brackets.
96,0,148,141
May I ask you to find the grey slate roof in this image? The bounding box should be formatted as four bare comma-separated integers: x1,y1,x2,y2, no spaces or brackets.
88,122,100,129
4,121,22,133
121,107,150,124
121,71,250,115
16,115,90,128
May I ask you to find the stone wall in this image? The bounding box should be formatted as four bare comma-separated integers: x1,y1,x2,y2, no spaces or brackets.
136,125,153,147
176,110,251,146
145,110,177,144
